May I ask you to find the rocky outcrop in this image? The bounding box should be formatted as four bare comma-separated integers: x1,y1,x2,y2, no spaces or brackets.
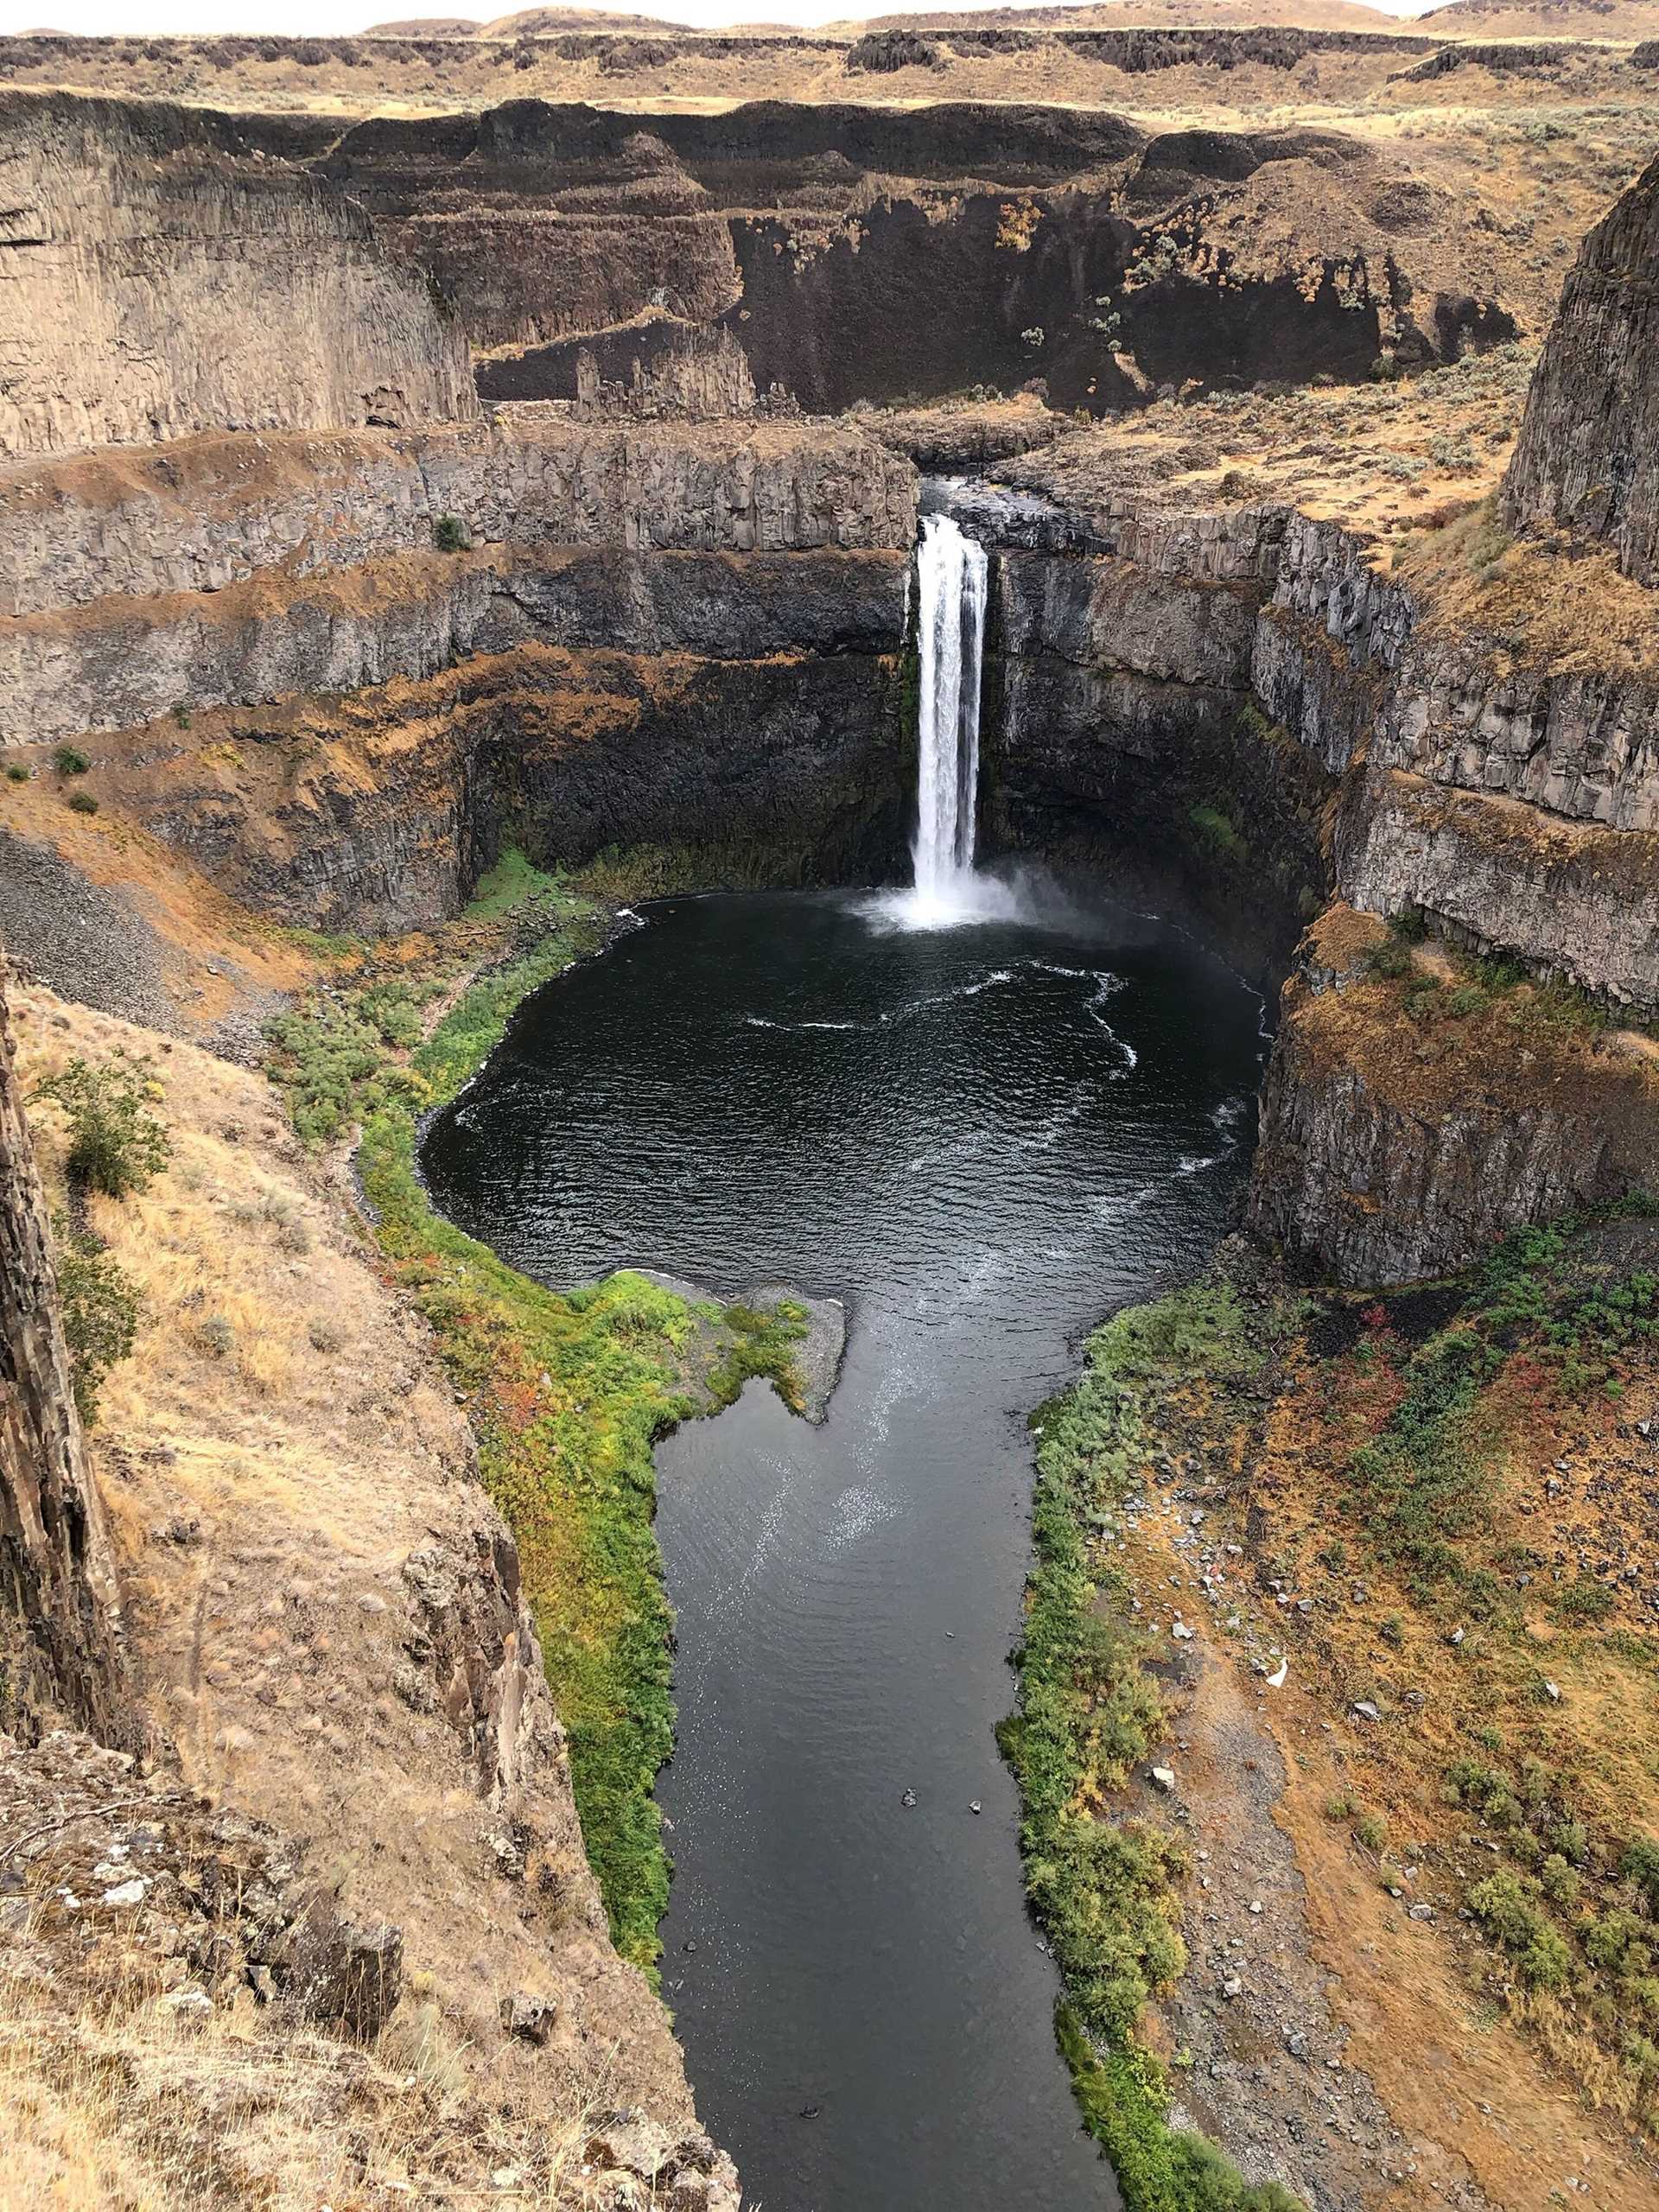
0,957,125,1739
1253,512,1659,1001
0,76,1553,433
1338,769,1659,1013
98,641,912,933
953,434,1659,1279
1248,908,1659,1283
279,93,1518,416
0,91,475,457
0,545,907,747
1501,149,1659,587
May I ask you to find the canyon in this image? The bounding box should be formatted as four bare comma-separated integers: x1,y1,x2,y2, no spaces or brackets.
3,17,1659,2212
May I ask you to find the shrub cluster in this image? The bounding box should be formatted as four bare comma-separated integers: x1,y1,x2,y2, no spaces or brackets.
262,978,437,1146
52,1220,142,1427
1450,1748,1659,2101
35,1051,170,1199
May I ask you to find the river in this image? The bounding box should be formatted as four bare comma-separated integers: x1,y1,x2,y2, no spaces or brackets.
421,880,1264,2212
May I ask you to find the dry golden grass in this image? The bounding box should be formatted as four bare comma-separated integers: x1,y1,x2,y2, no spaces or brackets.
7,980,703,2188
1395,494,1659,678
0,1890,645,2212
0,777,314,1039
999,342,1541,536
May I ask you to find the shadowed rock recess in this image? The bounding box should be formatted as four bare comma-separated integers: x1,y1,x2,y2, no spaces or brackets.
3,42,1659,2212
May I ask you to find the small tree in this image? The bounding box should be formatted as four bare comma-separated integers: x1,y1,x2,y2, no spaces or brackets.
35,1051,170,1199
53,1223,142,1426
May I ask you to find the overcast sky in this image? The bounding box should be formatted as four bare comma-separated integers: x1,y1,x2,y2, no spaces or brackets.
3,0,1430,37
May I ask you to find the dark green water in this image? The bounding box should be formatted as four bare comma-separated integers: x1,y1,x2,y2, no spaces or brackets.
421,885,1265,2212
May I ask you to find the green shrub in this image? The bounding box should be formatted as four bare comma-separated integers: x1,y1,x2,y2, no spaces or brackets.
66,789,99,816
1541,1854,1582,1910
1369,938,1414,982
1555,1578,1616,1624
35,1051,170,1198
1348,1330,1499,1579
52,746,89,777
1585,1908,1647,1973
1058,2003,1306,2212
1519,1924,1573,1991
52,1224,142,1425
1467,1868,1571,1986
1189,804,1246,861
1001,1281,1311,2208
5,763,29,784
1622,1836,1659,1915
433,512,469,553
1552,1817,1590,1866
1355,1812,1389,1853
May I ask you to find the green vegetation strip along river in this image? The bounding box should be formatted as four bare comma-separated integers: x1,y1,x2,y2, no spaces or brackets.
264,855,804,1973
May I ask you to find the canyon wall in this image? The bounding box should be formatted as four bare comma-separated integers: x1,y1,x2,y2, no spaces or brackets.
0,90,475,457
0,958,125,1740
5,79,1656,1293
956,313,1659,1285
1502,149,1659,588
1249,906,1659,1285
1255,515,1659,1005
0,416,916,934
947,486,1333,971
308,98,1508,416
0,82,1563,442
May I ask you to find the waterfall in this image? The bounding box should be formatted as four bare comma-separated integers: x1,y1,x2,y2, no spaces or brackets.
912,512,989,915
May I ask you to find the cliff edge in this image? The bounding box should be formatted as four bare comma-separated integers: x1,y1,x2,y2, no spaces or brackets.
1502,149,1659,588
0,91,476,456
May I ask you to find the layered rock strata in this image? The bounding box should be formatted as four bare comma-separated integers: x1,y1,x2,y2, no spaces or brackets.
0,91,475,457
0,83,1537,433
0,416,916,931
1249,907,1659,1284
957,416,1659,1282
954,487,1334,971
306,98,1501,415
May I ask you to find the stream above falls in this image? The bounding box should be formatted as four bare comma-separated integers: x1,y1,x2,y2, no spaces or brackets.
420,882,1266,2212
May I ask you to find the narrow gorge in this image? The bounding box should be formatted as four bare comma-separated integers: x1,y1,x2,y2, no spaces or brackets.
3,28,1659,2212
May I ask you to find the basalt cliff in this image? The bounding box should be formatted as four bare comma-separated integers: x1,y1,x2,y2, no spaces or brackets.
3,39,1659,2212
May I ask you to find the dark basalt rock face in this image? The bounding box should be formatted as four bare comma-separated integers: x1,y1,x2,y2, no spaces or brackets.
944,490,1332,977
0,960,127,1741
1501,149,1659,587
300,95,1434,417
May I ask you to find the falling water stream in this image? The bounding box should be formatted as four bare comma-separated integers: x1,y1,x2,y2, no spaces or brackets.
912,512,989,912
422,516,1267,2212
